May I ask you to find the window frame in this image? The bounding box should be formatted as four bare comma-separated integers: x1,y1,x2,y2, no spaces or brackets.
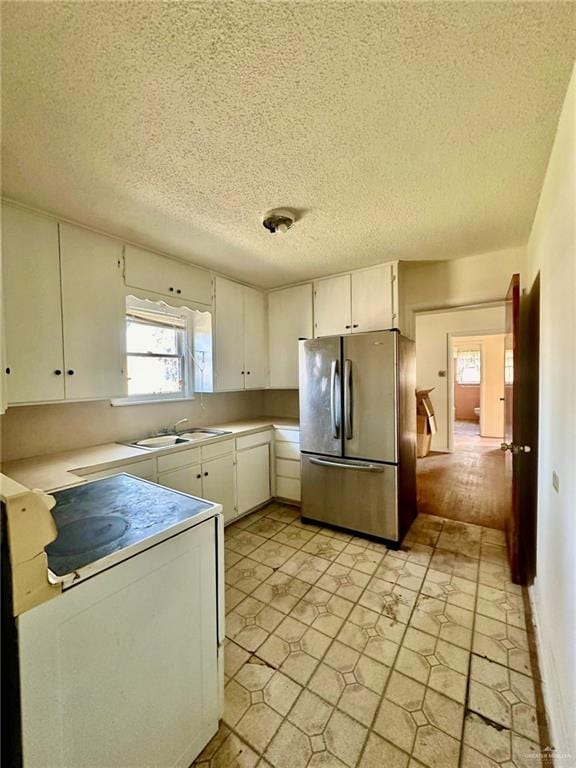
119,297,195,404
455,348,482,386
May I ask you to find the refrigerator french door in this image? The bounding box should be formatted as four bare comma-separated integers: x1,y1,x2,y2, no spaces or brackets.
299,330,416,542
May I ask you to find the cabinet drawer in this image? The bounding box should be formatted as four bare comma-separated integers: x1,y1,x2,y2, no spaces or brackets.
157,447,201,473
276,458,300,479
274,428,300,444
236,430,273,451
201,438,234,462
80,457,156,481
275,441,300,461
275,476,301,502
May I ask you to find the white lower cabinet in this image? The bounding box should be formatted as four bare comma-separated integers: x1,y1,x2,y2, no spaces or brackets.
236,443,271,515
158,464,204,497
157,442,237,523
202,454,236,524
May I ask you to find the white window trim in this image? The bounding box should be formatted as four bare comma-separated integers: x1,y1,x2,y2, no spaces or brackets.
112,296,196,406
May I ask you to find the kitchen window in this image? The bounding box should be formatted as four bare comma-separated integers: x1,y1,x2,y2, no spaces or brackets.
124,298,193,401
455,349,481,385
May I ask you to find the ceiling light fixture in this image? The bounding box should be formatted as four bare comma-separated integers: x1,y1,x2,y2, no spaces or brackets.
262,209,294,234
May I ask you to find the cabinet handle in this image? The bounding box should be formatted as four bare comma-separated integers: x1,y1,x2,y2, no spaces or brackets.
176,289,182,294
345,325,351,329
54,369,62,376
241,371,245,375
67,369,75,376
352,324,359,328
196,473,202,479
169,287,174,292
246,371,251,375
204,471,208,477
5,367,10,375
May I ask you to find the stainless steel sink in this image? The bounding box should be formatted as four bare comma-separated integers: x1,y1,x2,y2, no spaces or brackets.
128,428,231,450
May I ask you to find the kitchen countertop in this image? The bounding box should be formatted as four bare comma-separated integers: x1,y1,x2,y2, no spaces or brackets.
1,417,299,492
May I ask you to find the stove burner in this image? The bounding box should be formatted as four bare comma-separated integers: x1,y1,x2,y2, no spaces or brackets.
47,515,131,557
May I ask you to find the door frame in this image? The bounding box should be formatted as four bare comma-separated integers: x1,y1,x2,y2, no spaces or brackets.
447,328,505,452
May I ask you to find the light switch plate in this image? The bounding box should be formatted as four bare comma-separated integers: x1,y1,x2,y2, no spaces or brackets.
552,471,560,493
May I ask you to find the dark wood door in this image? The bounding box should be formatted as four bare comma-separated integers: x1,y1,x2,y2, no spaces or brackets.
503,273,539,585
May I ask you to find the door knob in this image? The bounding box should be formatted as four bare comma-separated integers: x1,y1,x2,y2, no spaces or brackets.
500,442,531,454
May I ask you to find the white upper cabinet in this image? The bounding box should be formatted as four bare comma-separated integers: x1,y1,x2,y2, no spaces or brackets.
314,274,352,337
314,263,399,338
351,263,395,333
268,284,313,388
213,277,267,391
214,277,245,391
2,206,65,404
243,286,267,389
60,225,127,400
124,245,212,306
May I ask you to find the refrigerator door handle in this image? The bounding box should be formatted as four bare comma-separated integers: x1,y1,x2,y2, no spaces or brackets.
309,457,385,472
330,359,340,438
344,359,353,439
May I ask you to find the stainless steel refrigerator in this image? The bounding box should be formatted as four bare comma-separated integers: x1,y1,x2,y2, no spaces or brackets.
299,330,416,543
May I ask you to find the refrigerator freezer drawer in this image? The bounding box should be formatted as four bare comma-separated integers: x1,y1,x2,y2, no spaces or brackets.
301,454,399,541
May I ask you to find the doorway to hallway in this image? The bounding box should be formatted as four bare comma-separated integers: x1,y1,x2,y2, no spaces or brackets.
416,327,508,530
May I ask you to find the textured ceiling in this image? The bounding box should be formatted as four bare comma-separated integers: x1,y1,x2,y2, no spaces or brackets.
2,2,575,288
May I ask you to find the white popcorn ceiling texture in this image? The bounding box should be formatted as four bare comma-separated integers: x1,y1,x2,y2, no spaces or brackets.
2,1,575,287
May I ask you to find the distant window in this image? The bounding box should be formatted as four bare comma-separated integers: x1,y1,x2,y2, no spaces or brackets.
455,349,481,385
125,299,191,400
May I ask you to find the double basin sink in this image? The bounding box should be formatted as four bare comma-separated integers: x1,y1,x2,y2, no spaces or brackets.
129,428,231,450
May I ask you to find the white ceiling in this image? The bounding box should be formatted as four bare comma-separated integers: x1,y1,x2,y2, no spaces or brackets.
2,1,575,288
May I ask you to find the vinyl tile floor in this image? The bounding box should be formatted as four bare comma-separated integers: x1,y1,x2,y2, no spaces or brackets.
192,503,548,768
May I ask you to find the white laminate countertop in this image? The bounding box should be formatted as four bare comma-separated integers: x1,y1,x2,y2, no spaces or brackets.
1,417,299,492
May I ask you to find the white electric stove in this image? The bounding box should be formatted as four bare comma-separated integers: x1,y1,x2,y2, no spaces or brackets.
17,474,224,768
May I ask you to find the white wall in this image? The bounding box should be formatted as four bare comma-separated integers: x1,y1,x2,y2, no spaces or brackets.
402,246,525,337
415,306,505,451
526,65,576,760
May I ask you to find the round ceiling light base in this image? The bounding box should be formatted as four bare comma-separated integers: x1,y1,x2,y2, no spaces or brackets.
262,209,294,234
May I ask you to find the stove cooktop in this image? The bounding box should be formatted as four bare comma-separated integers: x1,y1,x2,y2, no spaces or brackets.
46,474,215,582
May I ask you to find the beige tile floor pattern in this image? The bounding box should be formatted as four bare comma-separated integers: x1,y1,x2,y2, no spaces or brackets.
193,503,548,768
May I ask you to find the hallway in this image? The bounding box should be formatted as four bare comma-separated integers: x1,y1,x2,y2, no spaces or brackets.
417,421,507,530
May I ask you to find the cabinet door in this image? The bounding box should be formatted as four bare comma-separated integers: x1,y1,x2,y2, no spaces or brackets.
158,464,203,496
124,245,212,306
60,225,127,400
268,284,313,388
202,454,236,524
214,277,245,391
236,444,271,514
351,264,394,333
314,274,351,337
243,286,267,389
2,206,65,403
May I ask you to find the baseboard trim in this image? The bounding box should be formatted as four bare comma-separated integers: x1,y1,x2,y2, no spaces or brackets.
528,583,573,762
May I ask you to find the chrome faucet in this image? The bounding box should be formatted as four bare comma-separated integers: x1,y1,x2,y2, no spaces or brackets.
173,418,189,433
